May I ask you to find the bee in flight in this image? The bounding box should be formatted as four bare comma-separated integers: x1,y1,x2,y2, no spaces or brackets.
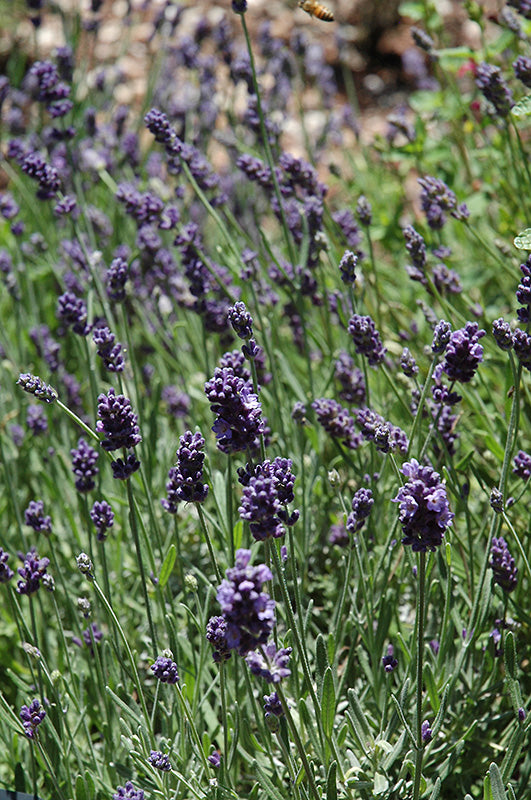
298,0,334,21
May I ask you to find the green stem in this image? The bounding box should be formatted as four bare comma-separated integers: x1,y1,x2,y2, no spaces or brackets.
197,504,223,584
126,479,158,651
275,683,321,800
413,551,426,800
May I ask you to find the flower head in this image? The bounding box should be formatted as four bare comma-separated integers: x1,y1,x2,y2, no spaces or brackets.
112,781,144,800
392,459,453,552
70,438,99,493
206,615,232,663
151,655,179,684
348,314,386,366
205,367,264,454
216,549,275,656
24,500,52,534
17,549,50,595
20,699,46,739
17,373,57,403
238,458,299,541
382,644,398,673
476,62,514,118
245,642,292,683
440,322,485,383
162,431,208,512
96,388,142,452
490,537,518,593
0,549,14,583
148,750,171,772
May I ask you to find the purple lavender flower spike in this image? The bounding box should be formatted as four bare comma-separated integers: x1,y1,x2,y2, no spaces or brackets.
346,488,374,534
489,537,518,592
208,751,221,768
382,644,398,672
513,450,531,479
312,398,362,450
335,352,366,406
392,459,453,552
90,500,114,541
421,720,433,743
151,655,179,684
513,328,531,371
238,458,299,541
476,62,514,118
112,781,144,800
245,642,292,683
17,373,57,404
24,500,52,534
0,549,14,583
492,319,513,351
339,250,358,284
418,176,458,230
162,431,208,512
57,291,90,336
348,314,386,366
92,327,125,372
441,322,485,383
216,549,275,656
228,301,254,340
26,405,48,435
106,257,129,302
148,750,171,771
17,549,50,595
206,615,232,663
71,438,99,493
96,388,141,452
205,367,264,454
20,699,46,739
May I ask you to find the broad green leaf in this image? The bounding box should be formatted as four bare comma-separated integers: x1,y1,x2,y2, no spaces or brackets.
158,543,176,588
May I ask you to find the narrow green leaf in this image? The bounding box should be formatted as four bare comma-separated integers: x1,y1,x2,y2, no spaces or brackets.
315,633,328,686
428,776,441,800
484,774,493,800
504,631,516,680
347,688,371,738
489,763,508,800
424,662,440,714
158,543,176,588
326,761,337,800
254,760,282,800
391,693,416,746
321,667,336,738
75,775,87,800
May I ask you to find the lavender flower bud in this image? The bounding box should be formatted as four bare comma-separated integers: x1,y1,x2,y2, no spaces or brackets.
338,250,358,284
90,500,114,541
476,62,514,118
348,314,386,366
382,644,397,673
24,500,52,534
19,699,46,739
492,318,513,351
148,751,171,771
76,552,94,578
151,655,179,684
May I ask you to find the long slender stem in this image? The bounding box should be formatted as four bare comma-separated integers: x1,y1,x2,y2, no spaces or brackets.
413,551,426,800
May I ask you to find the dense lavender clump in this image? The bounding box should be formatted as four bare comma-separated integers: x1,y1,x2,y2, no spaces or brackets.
216,549,275,657
393,459,453,551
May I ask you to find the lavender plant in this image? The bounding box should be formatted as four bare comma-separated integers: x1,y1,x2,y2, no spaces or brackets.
0,1,530,799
